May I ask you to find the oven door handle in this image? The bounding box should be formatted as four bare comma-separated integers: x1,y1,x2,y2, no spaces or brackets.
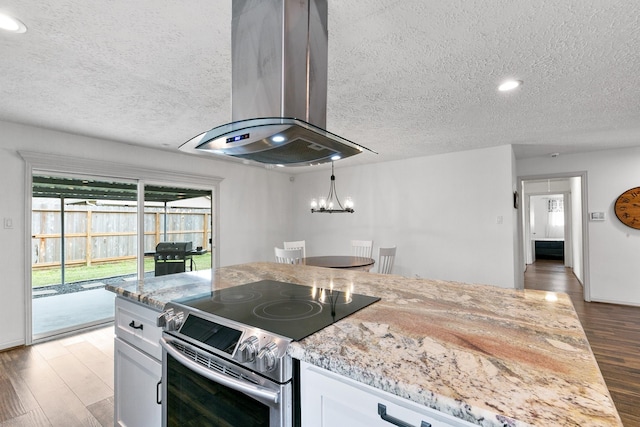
160,337,280,405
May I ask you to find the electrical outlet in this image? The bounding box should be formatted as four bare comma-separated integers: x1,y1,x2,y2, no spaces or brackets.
3,218,14,229
496,215,503,224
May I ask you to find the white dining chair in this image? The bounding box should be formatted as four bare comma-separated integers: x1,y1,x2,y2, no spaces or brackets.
283,240,306,259
377,246,397,274
351,240,373,258
274,247,303,264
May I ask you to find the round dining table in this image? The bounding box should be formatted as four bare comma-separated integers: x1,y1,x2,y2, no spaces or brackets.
303,256,375,271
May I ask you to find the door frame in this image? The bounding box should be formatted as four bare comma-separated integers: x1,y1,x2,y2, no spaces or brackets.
525,191,571,267
21,151,222,344
518,171,590,302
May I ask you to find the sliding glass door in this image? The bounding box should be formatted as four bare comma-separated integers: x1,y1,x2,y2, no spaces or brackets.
31,174,215,341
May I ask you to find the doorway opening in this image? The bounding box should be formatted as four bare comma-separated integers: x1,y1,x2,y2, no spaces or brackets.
527,194,568,264
519,173,589,301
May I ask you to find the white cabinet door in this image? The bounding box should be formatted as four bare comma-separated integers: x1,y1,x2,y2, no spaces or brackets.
114,337,162,427
300,361,476,427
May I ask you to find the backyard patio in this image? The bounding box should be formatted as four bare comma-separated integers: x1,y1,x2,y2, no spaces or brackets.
31,253,211,338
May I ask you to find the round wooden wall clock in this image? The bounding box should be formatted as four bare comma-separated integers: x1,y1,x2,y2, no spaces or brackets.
614,187,640,229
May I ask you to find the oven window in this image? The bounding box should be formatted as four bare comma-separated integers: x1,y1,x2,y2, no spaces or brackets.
167,354,270,426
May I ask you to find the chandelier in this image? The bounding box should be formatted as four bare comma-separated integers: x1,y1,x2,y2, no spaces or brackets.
310,162,354,213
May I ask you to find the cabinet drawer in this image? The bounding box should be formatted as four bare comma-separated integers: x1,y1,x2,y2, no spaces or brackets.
115,297,162,360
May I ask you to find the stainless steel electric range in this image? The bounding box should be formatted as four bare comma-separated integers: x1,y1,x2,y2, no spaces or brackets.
158,279,380,427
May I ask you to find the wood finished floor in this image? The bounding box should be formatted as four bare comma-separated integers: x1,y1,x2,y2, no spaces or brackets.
0,264,638,426
525,260,640,427
0,326,114,427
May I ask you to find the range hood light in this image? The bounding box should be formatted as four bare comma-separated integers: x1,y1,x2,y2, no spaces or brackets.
182,117,373,167
331,155,341,161
272,135,286,143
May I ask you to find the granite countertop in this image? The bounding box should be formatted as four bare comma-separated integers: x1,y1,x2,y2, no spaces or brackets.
106,262,622,427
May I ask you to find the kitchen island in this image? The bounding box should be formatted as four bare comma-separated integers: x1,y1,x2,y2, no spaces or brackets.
107,262,622,426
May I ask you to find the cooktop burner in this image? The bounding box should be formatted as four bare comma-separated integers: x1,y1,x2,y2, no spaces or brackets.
172,280,380,341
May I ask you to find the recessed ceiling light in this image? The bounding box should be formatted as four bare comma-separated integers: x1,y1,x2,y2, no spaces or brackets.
498,79,523,92
0,12,27,33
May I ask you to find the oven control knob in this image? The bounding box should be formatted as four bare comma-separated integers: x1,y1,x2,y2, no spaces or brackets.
256,342,278,372
164,311,184,332
236,336,259,363
157,308,178,330
157,308,173,328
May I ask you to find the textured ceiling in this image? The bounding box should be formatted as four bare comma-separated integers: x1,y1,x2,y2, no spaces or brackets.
1,0,639,171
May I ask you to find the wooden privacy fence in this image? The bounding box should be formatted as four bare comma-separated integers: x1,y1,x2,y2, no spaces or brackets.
32,208,211,268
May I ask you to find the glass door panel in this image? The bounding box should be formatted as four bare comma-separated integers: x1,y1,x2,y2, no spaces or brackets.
31,174,137,340
143,184,213,278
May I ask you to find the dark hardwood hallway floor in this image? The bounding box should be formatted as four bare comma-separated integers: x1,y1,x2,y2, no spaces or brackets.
525,260,640,427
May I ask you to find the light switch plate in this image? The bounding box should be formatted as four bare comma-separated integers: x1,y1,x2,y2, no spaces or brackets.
589,212,605,221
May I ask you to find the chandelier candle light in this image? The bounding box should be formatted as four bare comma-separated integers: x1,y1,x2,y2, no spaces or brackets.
310,162,354,213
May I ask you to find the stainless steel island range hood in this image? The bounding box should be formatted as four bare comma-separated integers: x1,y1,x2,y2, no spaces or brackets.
180,0,375,166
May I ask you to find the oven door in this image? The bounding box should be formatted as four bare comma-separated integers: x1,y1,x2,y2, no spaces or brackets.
160,335,291,427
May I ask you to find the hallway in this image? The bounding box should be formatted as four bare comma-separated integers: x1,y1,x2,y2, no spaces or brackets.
525,260,640,426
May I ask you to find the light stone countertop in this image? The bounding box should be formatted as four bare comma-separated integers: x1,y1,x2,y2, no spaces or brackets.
106,262,622,427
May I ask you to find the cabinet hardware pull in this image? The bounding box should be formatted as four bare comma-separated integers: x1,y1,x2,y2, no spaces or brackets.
129,320,144,330
156,380,162,404
377,404,431,427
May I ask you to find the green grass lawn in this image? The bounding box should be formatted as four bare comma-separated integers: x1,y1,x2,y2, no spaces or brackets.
32,253,212,287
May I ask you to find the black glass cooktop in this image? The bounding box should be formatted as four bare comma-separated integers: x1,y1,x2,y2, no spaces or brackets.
173,280,380,341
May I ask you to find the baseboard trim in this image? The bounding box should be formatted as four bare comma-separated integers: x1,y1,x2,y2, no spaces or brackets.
0,339,26,352
589,297,640,308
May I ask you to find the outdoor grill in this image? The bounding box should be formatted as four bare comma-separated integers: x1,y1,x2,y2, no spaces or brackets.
154,242,193,276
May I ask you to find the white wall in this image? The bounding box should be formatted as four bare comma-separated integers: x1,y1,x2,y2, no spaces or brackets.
510,148,524,290
570,177,584,284
291,145,519,288
0,120,293,349
518,147,640,306
4,119,637,347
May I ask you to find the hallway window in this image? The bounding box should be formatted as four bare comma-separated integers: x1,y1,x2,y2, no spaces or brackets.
548,199,565,228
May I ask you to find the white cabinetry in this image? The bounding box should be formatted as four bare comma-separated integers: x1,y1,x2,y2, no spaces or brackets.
115,296,163,360
300,361,476,427
114,296,163,427
115,338,162,427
